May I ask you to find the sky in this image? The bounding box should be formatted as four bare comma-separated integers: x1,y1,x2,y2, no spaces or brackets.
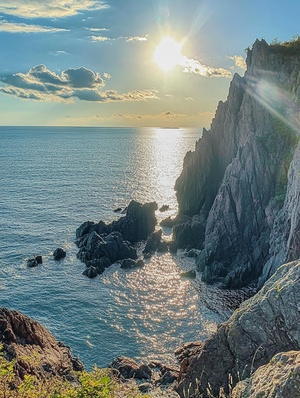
0,0,299,127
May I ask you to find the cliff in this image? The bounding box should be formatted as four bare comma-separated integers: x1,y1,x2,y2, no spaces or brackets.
174,39,300,288
176,259,300,397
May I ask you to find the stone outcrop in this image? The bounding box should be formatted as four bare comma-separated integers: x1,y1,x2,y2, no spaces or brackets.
173,39,300,288
176,259,300,398
0,307,83,379
232,350,300,398
76,200,157,276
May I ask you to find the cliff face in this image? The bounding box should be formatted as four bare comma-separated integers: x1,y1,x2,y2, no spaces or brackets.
174,39,300,288
176,259,300,398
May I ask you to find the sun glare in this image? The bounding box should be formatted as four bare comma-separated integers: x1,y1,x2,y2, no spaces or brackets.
154,37,184,71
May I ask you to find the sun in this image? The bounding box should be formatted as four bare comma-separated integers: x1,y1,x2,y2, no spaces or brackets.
154,37,184,71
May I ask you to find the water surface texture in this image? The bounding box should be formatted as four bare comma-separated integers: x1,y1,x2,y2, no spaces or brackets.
0,126,221,368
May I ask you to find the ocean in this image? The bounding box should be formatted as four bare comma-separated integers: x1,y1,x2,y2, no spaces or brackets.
0,126,223,369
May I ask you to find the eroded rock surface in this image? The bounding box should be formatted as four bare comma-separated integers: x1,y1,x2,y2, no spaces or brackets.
176,260,300,397
0,307,83,379
173,39,300,288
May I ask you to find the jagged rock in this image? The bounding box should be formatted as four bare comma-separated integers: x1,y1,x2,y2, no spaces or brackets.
77,231,137,266
180,270,196,279
176,259,300,397
109,356,152,380
27,255,43,267
82,266,98,278
143,230,162,254
232,351,300,398
160,216,175,228
120,259,144,269
0,307,83,379
110,200,158,243
173,39,300,287
86,257,111,274
114,207,122,213
185,249,199,258
75,221,97,240
53,248,66,260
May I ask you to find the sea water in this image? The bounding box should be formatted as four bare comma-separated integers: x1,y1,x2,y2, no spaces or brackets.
0,126,223,369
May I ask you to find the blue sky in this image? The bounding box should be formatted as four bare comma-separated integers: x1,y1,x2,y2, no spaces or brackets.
0,0,299,127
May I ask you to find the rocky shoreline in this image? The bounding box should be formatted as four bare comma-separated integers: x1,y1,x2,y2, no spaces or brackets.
8,38,300,397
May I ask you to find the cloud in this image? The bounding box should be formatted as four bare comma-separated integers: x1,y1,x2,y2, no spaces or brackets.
91,35,110,42
125,35,148,42
0,64,159,103
228,55,247,69
103,72,111,79
113,111,186,120
86,27,108,32
180,56,232,78
185,97,194,101
0,1,109,19
0,20,68,33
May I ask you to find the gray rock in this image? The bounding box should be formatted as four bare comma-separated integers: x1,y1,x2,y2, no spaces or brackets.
232,351,300,398
27,257,38,268
176,259,300,397
160,216,175,228
53,248,66,260
180,270,196,279
143,230,162,254
109,356,152,380
82,266,98,278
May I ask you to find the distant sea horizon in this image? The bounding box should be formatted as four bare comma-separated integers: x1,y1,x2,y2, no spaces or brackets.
0,126,222,369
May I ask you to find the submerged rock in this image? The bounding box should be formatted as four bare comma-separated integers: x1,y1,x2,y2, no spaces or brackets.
176,259,300,397
160,216,175,228
159,204,170,212
120,259,144,270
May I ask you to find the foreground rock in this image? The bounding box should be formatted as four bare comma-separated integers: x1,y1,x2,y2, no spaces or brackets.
173,39,300,288
53,248,66,260
27,255,43,267
232,350,300,398
176,259,300,397
0,307,83,379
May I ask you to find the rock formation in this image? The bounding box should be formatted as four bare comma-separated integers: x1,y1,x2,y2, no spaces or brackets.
174,39,300,288
76,200,157,276
232,350,300,398
0,307,83,379
176,259,300,397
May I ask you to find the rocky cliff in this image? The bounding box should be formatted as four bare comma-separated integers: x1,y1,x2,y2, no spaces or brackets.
0,308,83,379
174,39,300,288
176,259,300,397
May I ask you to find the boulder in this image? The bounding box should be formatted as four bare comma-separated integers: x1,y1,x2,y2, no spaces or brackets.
143,230,162,255
109,356,152,380
176,260,300,397
53,248,66,261
27,257,38,268
0,308,83,379
157,240,169,253
86,257,111,274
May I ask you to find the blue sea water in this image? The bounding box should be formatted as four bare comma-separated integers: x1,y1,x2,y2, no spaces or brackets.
0,126,223,369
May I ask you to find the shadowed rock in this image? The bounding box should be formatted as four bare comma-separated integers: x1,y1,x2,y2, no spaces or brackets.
53,248,66,260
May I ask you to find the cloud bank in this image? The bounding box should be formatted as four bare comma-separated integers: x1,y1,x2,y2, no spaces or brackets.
228,55,247,69
0,20,68,33
180,56,232,78
0,0,108,19
0,64,158,103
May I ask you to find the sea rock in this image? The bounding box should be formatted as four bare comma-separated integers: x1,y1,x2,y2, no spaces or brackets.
160,216,175,228
114,207,122,213
110,200,158,243
173,39,300,287
159,204,170,212
157,240,169,253
82,266,98,279
27,257,38,268
0,307,83,379
180,270,196,279
110,356,152,380
232,351,300,398
77,231,137,267
176,259,300,397
185,249,199,258
120,259,144,270
53,248,66,260
143,230,162,255
86,257,111,274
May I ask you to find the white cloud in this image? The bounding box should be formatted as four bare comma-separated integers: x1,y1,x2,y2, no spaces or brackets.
86,27,108,32
0,20,68,33
91,35,110,42
0,64,159,103
0,1,109,19
125,35,148,42
180,56,232,78
228,55,247,69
